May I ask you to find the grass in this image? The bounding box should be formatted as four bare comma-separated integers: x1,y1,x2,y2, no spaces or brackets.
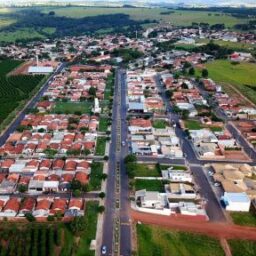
230,211,256,227
75,201,99,256
98,117,109,132
89,162,103,191
95,137,107,156
228,240,256,256
0,28,45,42
152,120,168,129
137,224,225,256
196,39,256,52
135,164,161,177
135,179,165,192
53,102,92,114
185,120,203,130
40,7,250,28
203,60,256,105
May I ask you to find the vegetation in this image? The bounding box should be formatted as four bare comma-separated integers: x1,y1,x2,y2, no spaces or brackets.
137,224,225,256
95,137,107,155
0,59,44,129
75,201,99,256
135,179,165,192
229,239,256,256
98,117,109,132
89,162,104,191
230,211,256,227
53,102,92,114
152,120,168,129
203,60,256,105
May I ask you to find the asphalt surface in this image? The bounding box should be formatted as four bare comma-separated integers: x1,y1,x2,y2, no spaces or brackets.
0,63,66,147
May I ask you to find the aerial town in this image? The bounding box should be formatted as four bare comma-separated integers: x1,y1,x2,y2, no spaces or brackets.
0,2,256,256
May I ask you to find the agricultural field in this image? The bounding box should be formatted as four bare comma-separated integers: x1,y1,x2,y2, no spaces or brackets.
52,102,93,114
137,224,225,256
40,7,250,28
0,60,44,129
0,28,46,43
0,223,66,256
203,60,256,105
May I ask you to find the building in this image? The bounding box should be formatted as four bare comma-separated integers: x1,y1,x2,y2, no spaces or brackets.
222,192,251,212
28,66,53,74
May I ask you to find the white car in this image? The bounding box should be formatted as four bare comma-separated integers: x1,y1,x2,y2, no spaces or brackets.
101,245,107,255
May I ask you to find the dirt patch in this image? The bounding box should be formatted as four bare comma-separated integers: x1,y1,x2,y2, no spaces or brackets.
131,210,256,241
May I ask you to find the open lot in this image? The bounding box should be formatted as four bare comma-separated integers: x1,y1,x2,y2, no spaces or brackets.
95,136,107,156
203,60,256,105
230,211,256,227
89,162,104,191
135,179,165,192
228,239,256,256
53,102,92,114
75,201,99,256
137,224,225,256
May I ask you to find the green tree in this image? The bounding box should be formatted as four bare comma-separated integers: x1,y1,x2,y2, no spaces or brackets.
189,67,195,76
202,68,209,78
70,217,86,235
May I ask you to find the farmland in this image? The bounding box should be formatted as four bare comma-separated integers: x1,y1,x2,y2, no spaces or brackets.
203,60,256,105
137,224,225,256
0,60,44,130
40,7,250,28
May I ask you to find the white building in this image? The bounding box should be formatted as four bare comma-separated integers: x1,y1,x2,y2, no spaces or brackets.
222,192,251,212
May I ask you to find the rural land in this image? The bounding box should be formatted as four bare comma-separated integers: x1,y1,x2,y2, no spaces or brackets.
0,1,256,256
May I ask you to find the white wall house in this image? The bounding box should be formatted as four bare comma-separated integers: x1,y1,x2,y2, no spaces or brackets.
222,192,251,212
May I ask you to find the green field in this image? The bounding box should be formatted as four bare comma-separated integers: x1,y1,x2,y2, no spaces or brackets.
135,164,161,177
95,136,107,156
137,224,225,256
0,60,44,130
204,60,256,105
229,239,256,256
89,162,103,191
185,120,203,130
53,102,92,114
98,117,109,132
196,39,256,52
135,179,165,192
41,7,249,27
75,201,99,256
152,120,168,129
230,211,256,227
0,28,45,43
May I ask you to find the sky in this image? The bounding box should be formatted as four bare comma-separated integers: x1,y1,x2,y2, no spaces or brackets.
1,0,256,6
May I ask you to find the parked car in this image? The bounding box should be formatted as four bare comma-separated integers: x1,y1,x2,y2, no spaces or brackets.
101,245,107,255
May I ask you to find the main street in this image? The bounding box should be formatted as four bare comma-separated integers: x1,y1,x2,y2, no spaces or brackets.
101,68,131,256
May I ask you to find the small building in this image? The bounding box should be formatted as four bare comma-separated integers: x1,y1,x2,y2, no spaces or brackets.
28,66,53,74
222,192,251,212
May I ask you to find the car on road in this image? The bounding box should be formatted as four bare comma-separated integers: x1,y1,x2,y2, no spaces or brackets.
214,182,221,187
101,245,107,255
122,141,126,146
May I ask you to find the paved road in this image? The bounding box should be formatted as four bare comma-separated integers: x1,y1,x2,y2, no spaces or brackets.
155,74,228,222
0,62,66,147
101,69,120,256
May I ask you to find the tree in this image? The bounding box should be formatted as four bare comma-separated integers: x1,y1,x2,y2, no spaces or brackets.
101,173,108,180
25,213,35,222
97,206,105,213
73,189,81,197
124,154,137,164
202,68,208,78
88,86,97,97
70,216,86,235
165,90,173,100
188,67,195,76
99,192,106,199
